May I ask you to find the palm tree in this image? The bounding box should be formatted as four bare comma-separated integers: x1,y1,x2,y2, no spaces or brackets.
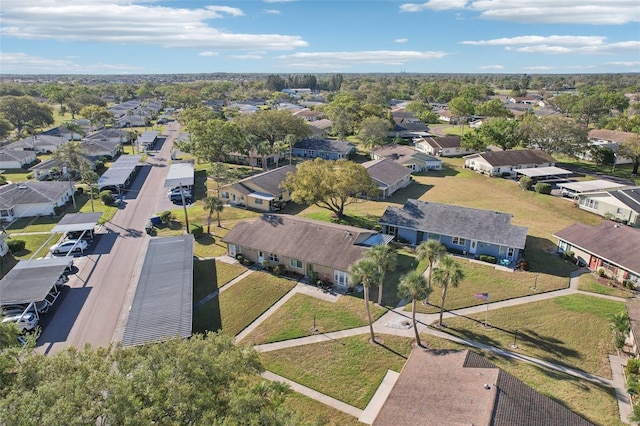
61,121,84,141
202,196,224,233
431,256,465,327
415,240,446,303
365,244,397,306
397,270,432,347
610,311,631,350
127,130,138,154
79,163,99,213
350,258,382,343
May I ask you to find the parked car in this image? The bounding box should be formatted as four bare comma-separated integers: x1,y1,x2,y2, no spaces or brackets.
64,230,94,241
167,188,191,199
2,300,49,314
50,239,89,255
2,312,38,332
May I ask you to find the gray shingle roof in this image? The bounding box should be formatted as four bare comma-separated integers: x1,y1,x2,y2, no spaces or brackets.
0,181,71,209
363,158,411,186
0,150,34,162
553,221,640,274
380,199,528,249
608,186,640,213
465,149,556,167
373,144,439,165
293,138,355,155
421,135,462,149
7,135,66,151
222,214,378,272
226,165,295,196
373,349,592,426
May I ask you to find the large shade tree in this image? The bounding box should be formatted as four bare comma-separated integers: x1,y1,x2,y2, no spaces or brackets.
0,96,54,134
619,133,640,174
282,158,377,220
189,119,244,164
519,115,589,157
365,244,397,306
397,270,432,347
350,258,381,343
358,116,390,156
432,255,465,327
234,109,311,148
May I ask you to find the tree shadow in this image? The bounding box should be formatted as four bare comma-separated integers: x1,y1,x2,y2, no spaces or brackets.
524,235,579,278
192,257,222,334
413,163,459,178
386,182,433,205
197,234,216,246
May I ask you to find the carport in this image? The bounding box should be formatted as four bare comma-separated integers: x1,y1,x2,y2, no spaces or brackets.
97,155,142,192
557,179,627,198
0,257,71,311
515,166,572,182
164,161,194,189
51,212,103,240
121,235,194,347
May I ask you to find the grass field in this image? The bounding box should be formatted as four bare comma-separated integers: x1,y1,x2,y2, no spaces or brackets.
439,294,623,378
239,293,387,346
284,392,362,426
7,232,59,260
578,273,635,298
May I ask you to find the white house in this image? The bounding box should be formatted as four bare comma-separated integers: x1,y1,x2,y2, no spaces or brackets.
464,149,556,177
0,181,75,222
0,150,37,169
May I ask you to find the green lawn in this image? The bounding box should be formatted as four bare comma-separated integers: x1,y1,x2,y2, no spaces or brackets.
439,294,623,378
283,392,362,426
214,260,246,287
260,334,413,410
154,218,248,258
218,271,297,337
578,273,635,298
6,216,60,233
1,168,32,183
7,232,59,260
239,293,387,346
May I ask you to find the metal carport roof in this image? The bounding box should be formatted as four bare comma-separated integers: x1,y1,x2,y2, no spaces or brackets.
514,166,572,178
97,155,142,190
51,212,103,233
164,161,194,188
556,179,627,193
0,258,70,305
121,235,194,347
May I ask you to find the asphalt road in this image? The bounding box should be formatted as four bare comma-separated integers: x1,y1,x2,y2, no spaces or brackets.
37,121,182,354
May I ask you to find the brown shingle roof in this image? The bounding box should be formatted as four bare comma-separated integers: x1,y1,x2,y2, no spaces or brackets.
363,158,411,186
221,214,377,271
224,165,295,196
421,135,462,149
588,129,635,144
553,221,640,275
373,349,592,426
466,149,556,167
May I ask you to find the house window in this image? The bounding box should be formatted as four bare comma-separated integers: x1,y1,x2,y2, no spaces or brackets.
452,237,466,246
234,245,241,254
290,259,303,269
255,198,263,205
507,247,515,257
268,253,279,262
221,191,229,198
580,198,599,210
386,225,398,237
601,260,617,272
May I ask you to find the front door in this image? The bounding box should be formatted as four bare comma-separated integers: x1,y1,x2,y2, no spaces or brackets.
229,244,236,258
469,240,477,254
334,270,349,288
257,251,264,264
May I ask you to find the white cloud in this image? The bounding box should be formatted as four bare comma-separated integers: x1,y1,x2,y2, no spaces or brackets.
0,1,307,51
277,50,448,69
395,38,409,43
605,61,640,67
478,65,504,69
0,51,140,73
263,9,281,15
228,54,264,60
198,51,219,57
523,66,554,70
400,0,639,24
264,0,296,3
461,35,606,46
461,35,640,56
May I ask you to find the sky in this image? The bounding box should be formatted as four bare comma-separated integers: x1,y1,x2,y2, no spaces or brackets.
0,0,639,75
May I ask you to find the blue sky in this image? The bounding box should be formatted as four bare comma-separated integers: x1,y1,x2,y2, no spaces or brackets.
1,0,639,75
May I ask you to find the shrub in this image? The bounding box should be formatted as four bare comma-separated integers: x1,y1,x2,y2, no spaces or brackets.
564,250,575,261
236,254,245,263
26,173,34,180
519,176,533,191
7,239,26,253
189,223,203,239
479,255,497,264
447,247,465,255
94,160,105,171
76,187,84,195
534,182,552,194
598,268,606,278
274,264,285,275
627,359,640,376
100,190,115,206
159,210,173,224
243,258,252,266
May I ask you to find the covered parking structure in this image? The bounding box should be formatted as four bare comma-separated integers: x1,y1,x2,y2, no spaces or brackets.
138,131,159,150
121,235,194,347
97,154,142,192
51,212,103,240
164,161,194,190
514,166,572,183
556,179,627,199
0,257,71,315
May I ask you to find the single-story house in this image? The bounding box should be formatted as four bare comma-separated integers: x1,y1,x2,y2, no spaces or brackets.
587,129,635,164
379,199,527,265
6,135,66,154
308,119,332,138
415,136,476,157
293,109,323,122
0,181,74,222
83,128,127,145
463,149,556,177
362,158,412,199
81,139,121,161
292,139,355,160
226,149,282,170
554,221,640,285
0,150,37,169
576,186,640,227
372,349,591,426
390,121,430,139
222,214,392,289
220,165,295,212
372,144,442,172
29,157,96,181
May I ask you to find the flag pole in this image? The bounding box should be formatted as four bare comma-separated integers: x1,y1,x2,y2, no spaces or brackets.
484,297,489,327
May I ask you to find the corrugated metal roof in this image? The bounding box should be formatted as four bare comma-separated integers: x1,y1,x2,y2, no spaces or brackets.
51,212,103,233
515,166,572,178
121,235,194,347
97,155,142,189
0,258,70,304
164,161,194,188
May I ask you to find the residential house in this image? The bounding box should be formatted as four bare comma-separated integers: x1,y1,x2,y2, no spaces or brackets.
554,221,640,285
587,129,635,164
0,150,36,169
226,149,282,169
6,135,66,154
220,165,295,212
464,149,556,177
390,121,430,139
81,139,121,161
372,144,442,172
308,119,332,138
0,181,74,222
415,135,476,157
293,109,323,122
292,139,355,160
576,186,640,227
372,349,591,426
362,158,412,199
379,199,527,265
83,128,127,145
222,214,392,289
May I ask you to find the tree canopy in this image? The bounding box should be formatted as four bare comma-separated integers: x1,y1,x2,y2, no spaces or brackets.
282,158,377,219
0,96,54,134
234,109,311,147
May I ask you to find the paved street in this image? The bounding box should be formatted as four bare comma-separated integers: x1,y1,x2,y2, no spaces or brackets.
37,122,181,354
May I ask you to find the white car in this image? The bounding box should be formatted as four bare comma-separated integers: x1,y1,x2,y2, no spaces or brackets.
167,188,191,199
50,239,89,255
2,312,38,332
